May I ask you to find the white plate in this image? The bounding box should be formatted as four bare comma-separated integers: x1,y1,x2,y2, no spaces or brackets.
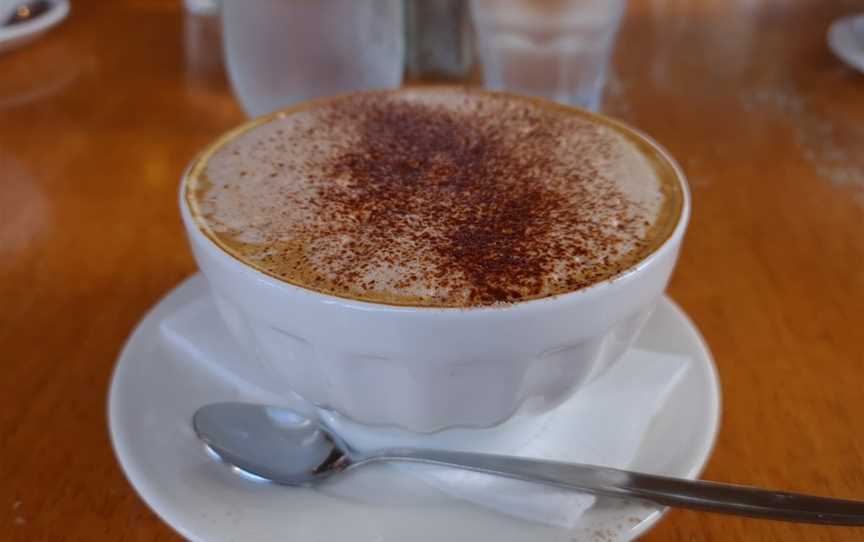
0,0,69,54
109,275,720,542
828,13,864,74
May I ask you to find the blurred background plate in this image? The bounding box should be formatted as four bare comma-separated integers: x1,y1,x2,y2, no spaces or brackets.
0,0,69,54
828,13,864,74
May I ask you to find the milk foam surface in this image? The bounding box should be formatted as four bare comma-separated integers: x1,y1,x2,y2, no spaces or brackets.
187,88,680,306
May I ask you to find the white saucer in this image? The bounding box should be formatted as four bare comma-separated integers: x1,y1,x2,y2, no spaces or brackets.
828,13,864,74
109,275,720,542
0,0,69,54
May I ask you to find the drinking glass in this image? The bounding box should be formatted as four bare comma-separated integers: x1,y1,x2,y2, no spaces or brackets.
470,0,626,111
221,0,404,117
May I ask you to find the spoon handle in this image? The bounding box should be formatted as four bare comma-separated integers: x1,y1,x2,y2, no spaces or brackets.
365,448,864,525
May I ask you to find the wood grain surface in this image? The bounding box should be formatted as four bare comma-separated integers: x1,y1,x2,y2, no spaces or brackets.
1,0,862,540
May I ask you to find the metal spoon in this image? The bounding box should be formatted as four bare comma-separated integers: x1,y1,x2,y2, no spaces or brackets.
3,1,52,27
193,402,864,526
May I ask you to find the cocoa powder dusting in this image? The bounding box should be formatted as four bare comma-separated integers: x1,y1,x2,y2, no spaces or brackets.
190,89,673,307
311,95,639,304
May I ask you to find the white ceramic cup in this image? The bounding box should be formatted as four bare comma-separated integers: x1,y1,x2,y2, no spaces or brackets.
180,101,690,433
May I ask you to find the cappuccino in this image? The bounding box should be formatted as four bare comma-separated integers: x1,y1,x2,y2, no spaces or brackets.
186,88,682,306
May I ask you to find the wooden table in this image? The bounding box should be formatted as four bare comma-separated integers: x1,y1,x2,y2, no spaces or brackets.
1,0,862,540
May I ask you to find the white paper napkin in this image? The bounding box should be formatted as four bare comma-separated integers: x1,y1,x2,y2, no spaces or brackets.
162,292,689,529
324,347,688,528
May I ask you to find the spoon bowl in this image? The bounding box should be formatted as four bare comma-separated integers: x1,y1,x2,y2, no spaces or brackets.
193,402,352,485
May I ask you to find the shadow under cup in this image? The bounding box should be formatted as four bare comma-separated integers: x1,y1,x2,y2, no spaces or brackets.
180,108,690,434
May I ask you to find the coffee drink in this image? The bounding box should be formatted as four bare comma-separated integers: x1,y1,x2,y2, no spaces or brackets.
186,88,682,307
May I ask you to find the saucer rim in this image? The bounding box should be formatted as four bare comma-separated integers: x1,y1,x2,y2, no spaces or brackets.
108,274,721,542
625,295,722,539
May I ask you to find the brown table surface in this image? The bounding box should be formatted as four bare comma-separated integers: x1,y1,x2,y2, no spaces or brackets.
2,0,863,540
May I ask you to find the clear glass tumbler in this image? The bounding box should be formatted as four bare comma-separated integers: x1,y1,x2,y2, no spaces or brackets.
221,0,404,117
470,0,626,111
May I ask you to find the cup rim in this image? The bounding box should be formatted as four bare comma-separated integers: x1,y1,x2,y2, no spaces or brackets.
180,87,691,313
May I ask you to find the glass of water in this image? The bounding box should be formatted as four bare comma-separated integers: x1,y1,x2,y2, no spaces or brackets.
470,0,626,111
221,0,404,117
